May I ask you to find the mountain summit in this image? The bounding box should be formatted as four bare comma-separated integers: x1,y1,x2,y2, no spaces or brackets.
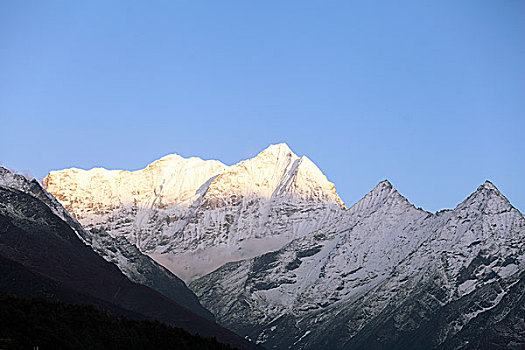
44,144,346,281
203,143,345,207
191,180,525,349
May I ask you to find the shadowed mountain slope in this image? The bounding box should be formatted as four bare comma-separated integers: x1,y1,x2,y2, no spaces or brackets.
0,169,258,350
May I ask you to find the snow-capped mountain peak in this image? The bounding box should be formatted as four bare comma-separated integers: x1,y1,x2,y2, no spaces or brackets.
348,179,420,217
455,179,517,216
44,144,347,281
201,143,300,203
201,143,344,207
257,142,295,158
43,154,229,221
482,179,499,191
191,179,525,349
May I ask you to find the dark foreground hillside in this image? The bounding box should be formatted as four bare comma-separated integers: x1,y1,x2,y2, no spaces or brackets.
0,170,259,350
0,293,235,350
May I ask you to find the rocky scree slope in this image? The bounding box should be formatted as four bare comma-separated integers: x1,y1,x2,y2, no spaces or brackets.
43,143,346,281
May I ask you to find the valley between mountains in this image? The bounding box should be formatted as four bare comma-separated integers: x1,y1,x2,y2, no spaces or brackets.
2,143,523,349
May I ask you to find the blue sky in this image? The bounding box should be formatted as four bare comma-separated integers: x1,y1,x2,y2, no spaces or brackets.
1,1,524,212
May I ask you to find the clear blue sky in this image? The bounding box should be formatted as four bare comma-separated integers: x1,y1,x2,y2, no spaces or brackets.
1,1,524,212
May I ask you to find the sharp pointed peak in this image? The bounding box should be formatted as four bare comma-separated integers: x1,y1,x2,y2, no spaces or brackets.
367,179,398,196
368,179,401,198
249,143,298,163
261,142,294,154
468,180,506,200
455,180,519,214
375,179,394,189
478,180,500,193
348,179,427,215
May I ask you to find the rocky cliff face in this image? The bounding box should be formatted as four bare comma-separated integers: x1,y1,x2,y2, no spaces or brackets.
44,143,346,281
190,180,525,349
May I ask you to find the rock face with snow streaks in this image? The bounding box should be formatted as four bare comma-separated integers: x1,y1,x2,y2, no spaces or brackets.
44,143,346,281
42,144,525,349
191,180,525,349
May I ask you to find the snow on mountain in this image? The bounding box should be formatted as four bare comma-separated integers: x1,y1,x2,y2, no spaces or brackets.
201,143,344,207
44,143,347,281
189,180,432,334
190,180,525,349
0,167,213,320
0,168,260,349
40,143,525,348
44,153,228,226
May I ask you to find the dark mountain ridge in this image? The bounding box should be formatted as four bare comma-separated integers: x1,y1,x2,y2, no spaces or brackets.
0,170,258,350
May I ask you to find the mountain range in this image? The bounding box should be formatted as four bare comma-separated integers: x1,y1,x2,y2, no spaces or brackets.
43,143,346,282
191,179,525,349
3,143,523,349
